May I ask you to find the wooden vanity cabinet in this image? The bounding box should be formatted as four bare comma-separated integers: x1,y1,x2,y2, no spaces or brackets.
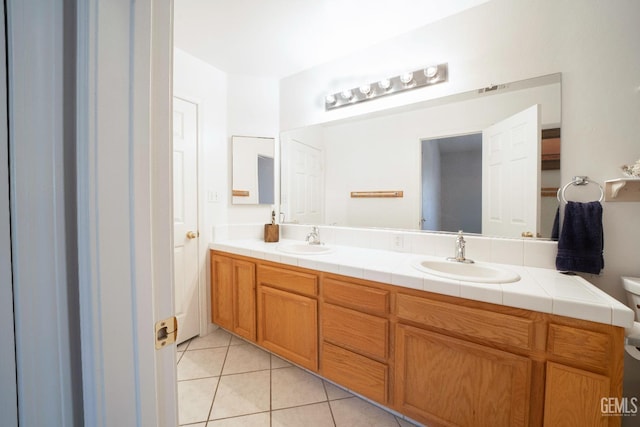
320,275,391,404
210,251,625,427
257,264,319,371
542,320,624,427
394,292,536,427
393,290,624,427
210,253,256,341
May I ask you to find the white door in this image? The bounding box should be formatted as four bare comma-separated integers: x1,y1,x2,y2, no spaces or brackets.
282,137,323,224
173,97,200,344
482,105,541,238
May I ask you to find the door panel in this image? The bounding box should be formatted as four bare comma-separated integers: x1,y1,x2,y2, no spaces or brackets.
173,97,199,343
282,136,323,225
482,105,541,238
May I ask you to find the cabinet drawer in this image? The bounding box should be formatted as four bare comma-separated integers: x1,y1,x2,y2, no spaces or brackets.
322,303,388,360
322,342,388,404
547,324,611,370
323,277,389,315
396,293,534,350
257,264,318,297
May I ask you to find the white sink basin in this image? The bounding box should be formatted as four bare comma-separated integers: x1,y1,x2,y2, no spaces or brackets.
277,243,333,255
413,259,520,284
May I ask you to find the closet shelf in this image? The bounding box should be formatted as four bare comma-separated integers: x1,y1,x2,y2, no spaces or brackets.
604,178,640,202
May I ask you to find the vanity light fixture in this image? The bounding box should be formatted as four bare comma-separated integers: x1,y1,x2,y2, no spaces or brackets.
424,65,438,79
325,63,448,110
341,89,354,101
378,78,392,91
400,71,414,85
359,84,372,96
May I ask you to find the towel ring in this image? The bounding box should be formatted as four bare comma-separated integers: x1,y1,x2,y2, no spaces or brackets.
557,176,604,204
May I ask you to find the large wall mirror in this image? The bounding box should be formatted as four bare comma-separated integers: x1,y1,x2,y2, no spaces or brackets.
280,73,561,239
232,135,275,205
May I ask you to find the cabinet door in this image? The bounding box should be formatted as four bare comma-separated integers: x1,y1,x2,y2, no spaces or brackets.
395,324,531,427
544,362,610,427
211,254,233,330
258,285,318,371
233,259,256,341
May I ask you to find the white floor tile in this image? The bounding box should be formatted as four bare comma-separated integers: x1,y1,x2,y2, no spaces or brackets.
271,366,327,410
178,332,416,426
188,329,232,350
331,397,400,427
178,347,228,381
210,370,271,420
207,412,270,427
230,335,247,346
323,380,352,400
178,377,218,425
222,343,271,375
271,354,292,369
272,402,335,427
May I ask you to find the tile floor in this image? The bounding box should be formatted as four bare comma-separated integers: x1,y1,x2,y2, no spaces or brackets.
177,328,422,427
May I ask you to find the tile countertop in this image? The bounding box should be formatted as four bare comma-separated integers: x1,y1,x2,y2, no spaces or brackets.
210,239,634,329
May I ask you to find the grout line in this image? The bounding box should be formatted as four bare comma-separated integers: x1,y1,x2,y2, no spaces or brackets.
269,350,273,427
204,340,231,425
321,381,338,427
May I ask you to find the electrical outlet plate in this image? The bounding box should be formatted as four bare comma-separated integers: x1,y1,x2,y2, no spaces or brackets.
393,234,405,251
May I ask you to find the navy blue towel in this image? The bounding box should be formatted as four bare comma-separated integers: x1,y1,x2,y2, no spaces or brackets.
551,206,560,241
555,201,604,274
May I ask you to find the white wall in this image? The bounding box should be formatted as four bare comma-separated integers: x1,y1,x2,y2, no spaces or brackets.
174,49,228,237
280,0,640,301
174,51,281,230
227,74,280,224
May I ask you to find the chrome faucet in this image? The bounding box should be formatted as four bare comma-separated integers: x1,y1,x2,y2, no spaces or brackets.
306,226,322,245
447,230,474,263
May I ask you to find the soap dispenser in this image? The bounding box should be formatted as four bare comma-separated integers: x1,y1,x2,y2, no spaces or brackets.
264,209,279,242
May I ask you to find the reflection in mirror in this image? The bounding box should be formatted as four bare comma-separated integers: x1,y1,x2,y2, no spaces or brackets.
280,73,561,239
232,136,275,205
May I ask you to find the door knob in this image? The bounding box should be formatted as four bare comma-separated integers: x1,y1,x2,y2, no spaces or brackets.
186,231,199,239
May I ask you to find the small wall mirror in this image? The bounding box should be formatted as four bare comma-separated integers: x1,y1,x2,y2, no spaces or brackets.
232,135,275,205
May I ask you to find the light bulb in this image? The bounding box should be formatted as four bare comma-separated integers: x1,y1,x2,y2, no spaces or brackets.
359,84,371,96
341,89,354,100
424,66,438,79
378,79,391,90
400,72,413,84
325,94,336,105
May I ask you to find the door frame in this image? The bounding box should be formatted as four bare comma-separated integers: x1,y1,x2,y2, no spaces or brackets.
0,1,18,424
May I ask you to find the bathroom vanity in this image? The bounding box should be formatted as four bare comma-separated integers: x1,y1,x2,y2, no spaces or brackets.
209,239,632,427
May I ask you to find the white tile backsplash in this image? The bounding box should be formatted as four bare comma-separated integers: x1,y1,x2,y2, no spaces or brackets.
214,224,559,269
523,240,557,269
490,238,524,265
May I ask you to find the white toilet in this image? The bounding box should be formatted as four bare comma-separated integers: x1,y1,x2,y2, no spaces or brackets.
622,277,640,352
623,277,640,321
